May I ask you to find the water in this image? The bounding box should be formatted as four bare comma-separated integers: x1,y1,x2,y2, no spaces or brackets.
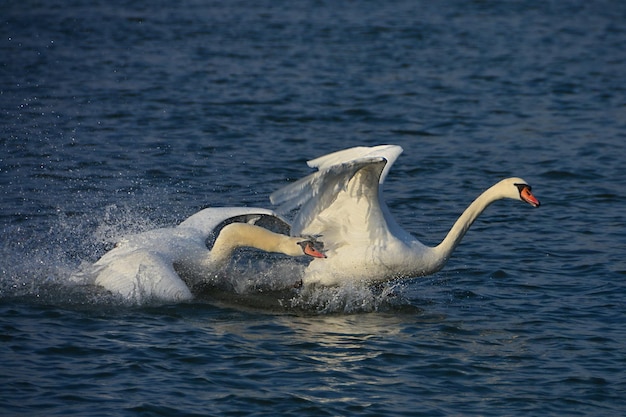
2,0,626,415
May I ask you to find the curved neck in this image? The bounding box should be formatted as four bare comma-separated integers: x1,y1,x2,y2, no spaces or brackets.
433,185,501,262
209,223,302,267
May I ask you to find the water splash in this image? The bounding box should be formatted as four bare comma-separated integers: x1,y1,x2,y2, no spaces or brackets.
0,204,166,306
289,281,409,314
1,206,412,313
191,250,412,314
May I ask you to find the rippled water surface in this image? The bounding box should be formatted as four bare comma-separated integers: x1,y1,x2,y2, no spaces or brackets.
2,0,626,415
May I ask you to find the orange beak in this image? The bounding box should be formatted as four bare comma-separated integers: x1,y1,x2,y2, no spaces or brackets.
302,242,327,258
520,186,540,208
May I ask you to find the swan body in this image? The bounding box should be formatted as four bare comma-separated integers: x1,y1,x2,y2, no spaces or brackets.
92,207,324,303
270,145,540,287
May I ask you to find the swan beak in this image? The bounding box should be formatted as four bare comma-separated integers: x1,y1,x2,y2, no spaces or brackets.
299,241,327,258
520,186,540,208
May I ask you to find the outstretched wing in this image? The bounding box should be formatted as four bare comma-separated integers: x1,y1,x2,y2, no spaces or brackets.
306,145,402,184
270,145,403,248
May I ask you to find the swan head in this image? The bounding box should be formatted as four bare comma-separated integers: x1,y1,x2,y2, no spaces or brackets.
498,177,540,208
297,237,327,258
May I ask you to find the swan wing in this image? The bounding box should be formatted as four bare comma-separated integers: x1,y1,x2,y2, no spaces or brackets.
307,144,402,185
94,249,192,304
178,207,281,235
270,145,403,246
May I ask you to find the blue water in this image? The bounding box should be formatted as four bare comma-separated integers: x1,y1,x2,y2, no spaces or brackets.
2,0,626,415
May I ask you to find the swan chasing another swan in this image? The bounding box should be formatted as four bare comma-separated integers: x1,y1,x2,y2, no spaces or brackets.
90,207,325,303
270,144,540,287
90,144,540,303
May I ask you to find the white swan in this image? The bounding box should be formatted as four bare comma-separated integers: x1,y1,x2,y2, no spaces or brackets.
270,144,540,287
91,207,325,303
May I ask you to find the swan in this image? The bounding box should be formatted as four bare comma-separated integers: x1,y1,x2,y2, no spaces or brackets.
270,144,540,287
91,207,325,303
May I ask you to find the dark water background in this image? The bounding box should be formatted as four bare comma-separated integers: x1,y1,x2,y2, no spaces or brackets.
2,0,626,415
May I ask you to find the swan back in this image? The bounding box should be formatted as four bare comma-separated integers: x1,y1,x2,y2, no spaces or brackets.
179,207,280,235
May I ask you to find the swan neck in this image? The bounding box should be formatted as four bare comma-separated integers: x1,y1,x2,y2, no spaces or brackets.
434,186,499,260
209,223,301,266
